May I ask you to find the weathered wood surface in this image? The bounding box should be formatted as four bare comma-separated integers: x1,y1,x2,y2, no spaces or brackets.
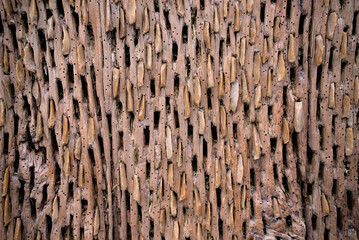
0,0,358,239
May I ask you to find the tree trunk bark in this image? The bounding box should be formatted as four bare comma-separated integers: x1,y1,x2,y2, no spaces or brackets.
0,0,358,239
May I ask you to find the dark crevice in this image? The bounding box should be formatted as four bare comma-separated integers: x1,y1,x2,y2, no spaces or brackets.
98,136,105,158
21,12,29,33
91,67,101,120
341,61,347,83
26,125,35,150
319,125,324,149
337,207,343,230
188,121,193,140
150,79,155,98
268,105,273,123
298,48,303,66
200,0,205,10
290,67,296,83
134,28,139,46
226,25,231,45
138,203,142,223
87,24,94,41
119,132,124,149
0,14,4,33
299,14,306,35
282,175,290,195
262,216,267,234
68,64,74,83
43,58,49,83
126,223,132,240
164,10,171,30
14,150,20,172
353,12,358,35
61,226,68,239
144,126,150,145
81,76,88,100
30,166,35,190
332,179,337,195
242,222,246,238
125,45,130,67
154,111,160,129
174,74,180,96
328,47,335,71
219,40,224,60
347,190,353,211
286,0,291,19
250,168,255,188
319,161,324,180
307,182,313,196
172,42,178,62
182,25,188,43
312,214,317,230
207,88,212,109
88,148,95,166
73,98,80,119
107,114,112,134
73,11,79,33
192,155,197,173
166,97,170,113
286,215,292,227
333,145,338,165
174,110,179,128
271,138,277,153
216,188,221,208
324,229,329,240
55,162,61,185
211,124,217,142
9,24,18,51
250,198,255,218
57,79,64,100
191,7,197,25
154,0,159,12
292,131,298,154
3,132,9,154
19,179,25,205
31,198,37,218
233,123,237,139
39,30,46,51
46,215,52,238
68,182,73,199
283,86,287,106
129,112,135,132
50,129,59,151
57,0,65,17
81,199,88,212
186,57,191,77
218,218,223,237
149,220,154,238
260,3,265,23
146,161,150,179
203,139,207,158
273,164,278,180
307,146,313,165
125,190,131,210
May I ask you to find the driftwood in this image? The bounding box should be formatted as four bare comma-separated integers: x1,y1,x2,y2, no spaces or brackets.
0,0,358,239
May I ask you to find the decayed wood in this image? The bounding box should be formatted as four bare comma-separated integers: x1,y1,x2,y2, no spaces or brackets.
0,0,358,240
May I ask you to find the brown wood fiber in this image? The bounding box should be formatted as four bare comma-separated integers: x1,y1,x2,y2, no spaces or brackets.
0,0,358,239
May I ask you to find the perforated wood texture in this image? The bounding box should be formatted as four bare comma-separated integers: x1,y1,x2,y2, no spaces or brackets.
0,0,359,239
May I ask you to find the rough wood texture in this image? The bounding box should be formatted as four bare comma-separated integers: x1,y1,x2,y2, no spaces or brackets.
0,0,358,239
